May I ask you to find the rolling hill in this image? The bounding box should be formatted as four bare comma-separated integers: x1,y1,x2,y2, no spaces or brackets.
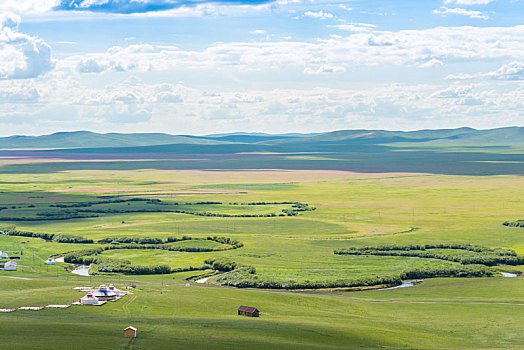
0,127,522,151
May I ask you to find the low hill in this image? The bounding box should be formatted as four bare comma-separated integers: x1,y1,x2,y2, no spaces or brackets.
1,127,522,150
0,131,228,149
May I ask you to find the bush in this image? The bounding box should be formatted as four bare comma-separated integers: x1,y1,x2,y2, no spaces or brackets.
334,244,522,266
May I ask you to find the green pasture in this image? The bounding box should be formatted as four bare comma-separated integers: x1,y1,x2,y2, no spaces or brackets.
0,274,522,349
0,161,524,348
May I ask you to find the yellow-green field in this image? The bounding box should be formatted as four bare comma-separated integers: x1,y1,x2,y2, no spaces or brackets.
1,165,524,349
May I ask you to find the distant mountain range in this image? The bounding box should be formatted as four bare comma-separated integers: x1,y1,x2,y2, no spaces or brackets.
0,127,523,150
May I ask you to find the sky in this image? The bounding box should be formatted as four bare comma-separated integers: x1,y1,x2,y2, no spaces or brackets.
0,0,523,136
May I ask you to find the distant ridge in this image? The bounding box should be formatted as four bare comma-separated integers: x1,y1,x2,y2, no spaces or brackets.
0,127,522,149
0,131,227,149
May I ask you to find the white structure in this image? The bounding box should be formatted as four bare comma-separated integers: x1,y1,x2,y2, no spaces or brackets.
3,260,17,271
93,284,117,300
44,258,56,265
108,284,120,296
0,251,8,259
80,292,99,305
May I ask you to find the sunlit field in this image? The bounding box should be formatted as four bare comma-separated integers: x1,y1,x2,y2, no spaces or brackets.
1,154,524,348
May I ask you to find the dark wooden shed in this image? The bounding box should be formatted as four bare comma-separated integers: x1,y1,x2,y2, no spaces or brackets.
238,305,259,317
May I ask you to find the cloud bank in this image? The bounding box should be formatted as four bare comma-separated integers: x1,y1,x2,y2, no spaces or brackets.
0,13,55,79
55,0,274,14
62,25,524,74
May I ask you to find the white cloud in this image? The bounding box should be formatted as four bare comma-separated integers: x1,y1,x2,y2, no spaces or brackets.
0,81,39,102
432,85,473,98
446,62,524,81
446,73,475,80
0,0,59,14
444,0,494,5
0,13,55,79
1,73,523,133
485,61,524,80
328,23,376,32
303,10,333,19
419,59,444,68
304,65,346,74
251,30,266,34
433,6,489,19
60,25,524,74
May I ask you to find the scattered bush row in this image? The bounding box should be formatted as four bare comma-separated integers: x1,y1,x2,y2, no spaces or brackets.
52,234,94,244
334,244,523,266
64,248,211,275
0,227,242,251
215,264,494,290
0,214,98,221
50,198,158,208
400,264,493,279
0,227,94,243
204,258,238,272
503,220,524,228
216,268,402,289
1,198,316,220
336,243,516,255
97,235,243,250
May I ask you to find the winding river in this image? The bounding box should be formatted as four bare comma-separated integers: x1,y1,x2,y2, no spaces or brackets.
71,265,90,276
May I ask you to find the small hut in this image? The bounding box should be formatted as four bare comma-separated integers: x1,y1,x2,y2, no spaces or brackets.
108,284,120,296
3,260,17,271
81,292,99,305
93,284,117,301
237,305,259,317
0,251,8,259
124,326,137,338
44,258,56,265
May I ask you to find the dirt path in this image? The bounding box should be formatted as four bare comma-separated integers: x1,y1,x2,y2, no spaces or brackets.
0,276,32,280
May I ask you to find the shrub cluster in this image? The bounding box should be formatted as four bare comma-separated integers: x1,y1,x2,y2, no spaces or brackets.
64,247,211,275
204,258,237,272
50,198,158,208
52,234,94,244
95,259,172,275
503,220,524,228
334,244,523,266
97,235,243,251
216,267,402,289
215,263,494,290
63,248,104,264
97,236,164,244
1,227,242,252
0,227,93,243
400,264,493,279
0,198,316,220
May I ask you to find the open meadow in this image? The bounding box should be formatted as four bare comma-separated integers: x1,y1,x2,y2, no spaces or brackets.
1,139,524,349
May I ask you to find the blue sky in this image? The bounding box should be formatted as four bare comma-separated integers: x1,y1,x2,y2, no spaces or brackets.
0,0,522,135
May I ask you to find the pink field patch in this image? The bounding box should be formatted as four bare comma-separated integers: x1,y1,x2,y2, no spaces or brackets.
13,196,66,202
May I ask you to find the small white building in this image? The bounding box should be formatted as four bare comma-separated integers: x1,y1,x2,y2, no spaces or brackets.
0,251,8,259
44,258,56,265
3,260,17,271
93,284,117,301
80,292,99,305
108,284,120,296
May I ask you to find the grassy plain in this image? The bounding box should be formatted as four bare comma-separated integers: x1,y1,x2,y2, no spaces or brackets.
1,153,524,348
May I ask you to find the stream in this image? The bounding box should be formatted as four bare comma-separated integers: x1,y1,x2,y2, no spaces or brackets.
195,276,212,284
71,265,90,276
500,272,518,278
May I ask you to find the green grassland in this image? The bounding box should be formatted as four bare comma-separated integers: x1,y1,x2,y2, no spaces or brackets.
0,150,524,348
0,274,523,349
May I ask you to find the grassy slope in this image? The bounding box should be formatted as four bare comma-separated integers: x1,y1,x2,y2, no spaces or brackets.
0,142,524,348
0,275,522,349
